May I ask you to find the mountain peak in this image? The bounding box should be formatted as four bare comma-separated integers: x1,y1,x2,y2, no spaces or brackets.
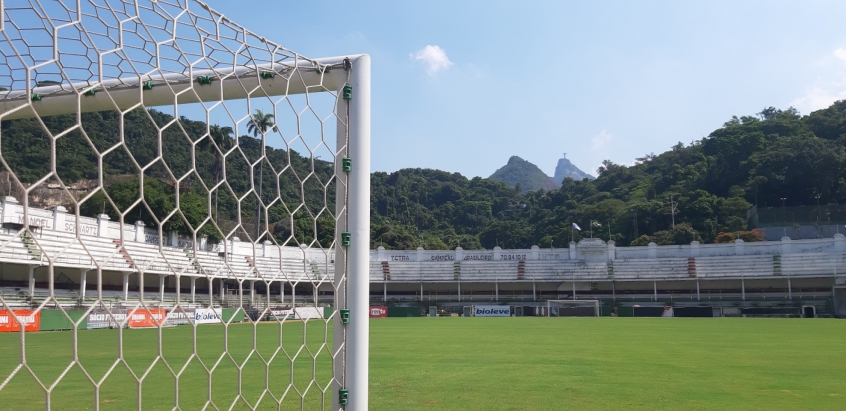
554,156,594,183
507,155,525,165
489,156,559,192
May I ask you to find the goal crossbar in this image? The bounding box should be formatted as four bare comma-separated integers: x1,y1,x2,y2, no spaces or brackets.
0,55,361,120
547,299,601,317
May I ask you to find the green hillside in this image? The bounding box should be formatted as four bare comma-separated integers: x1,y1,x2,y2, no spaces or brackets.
4,102,846,249
372,104,846,249
0,108,333,245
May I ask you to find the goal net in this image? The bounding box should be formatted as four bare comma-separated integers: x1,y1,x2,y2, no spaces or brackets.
547,300,600,317
0,1,369,410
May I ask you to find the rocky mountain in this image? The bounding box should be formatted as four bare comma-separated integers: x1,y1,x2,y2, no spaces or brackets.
553,155,594,183
489,156,559,192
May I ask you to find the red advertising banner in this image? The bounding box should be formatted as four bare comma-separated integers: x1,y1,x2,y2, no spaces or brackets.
0,310,41,332
369,306,387,318
127,308,166,328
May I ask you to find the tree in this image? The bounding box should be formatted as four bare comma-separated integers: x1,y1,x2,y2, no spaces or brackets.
200,124,233,219
247,109,275,239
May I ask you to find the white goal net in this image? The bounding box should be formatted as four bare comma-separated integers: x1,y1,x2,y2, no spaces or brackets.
547,300,600,317
0,1,370,410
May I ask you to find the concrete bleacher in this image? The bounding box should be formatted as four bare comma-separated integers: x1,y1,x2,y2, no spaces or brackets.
780,253,846,277
26,229,134,271
693,255,774,278
371,261,455,282
2,201,845,299
249,255,331,282
458,261,519,281
610,258,689,280
0,230,40,264
0,284,223,310
371,255,838,283
523,260,608,281
0,286,32,309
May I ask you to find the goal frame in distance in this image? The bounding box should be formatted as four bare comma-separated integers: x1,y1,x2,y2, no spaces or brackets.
547,299,601,317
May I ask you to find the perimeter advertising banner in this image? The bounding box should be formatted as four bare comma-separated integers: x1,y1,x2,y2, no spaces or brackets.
87,309,127,329
89,308,221,329
269,307,294,319
0,310,41,332
127,308,166,328
473,305,511,317
165,308,195,326
193,308,222,324
294,307,324,320
369,306,387,318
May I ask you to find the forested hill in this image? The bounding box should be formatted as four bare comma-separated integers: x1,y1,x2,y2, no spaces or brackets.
3,102,846,249
0,108,333,245
372,103,846,249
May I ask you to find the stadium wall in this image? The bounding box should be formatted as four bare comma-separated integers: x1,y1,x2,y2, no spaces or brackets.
39,309,87,331
372,236,846,262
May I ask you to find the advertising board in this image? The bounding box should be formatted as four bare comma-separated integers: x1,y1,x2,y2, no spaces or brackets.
294,307,324,320
194,308,223,324
0,310,41,332
87,309,127,329
369,306,387,318
473,305,511,317
165,308,195,326
269,307,294,319
127,308,166,328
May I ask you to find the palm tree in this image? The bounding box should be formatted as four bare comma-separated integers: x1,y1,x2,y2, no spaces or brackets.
200,125,233,220
246,109,275,239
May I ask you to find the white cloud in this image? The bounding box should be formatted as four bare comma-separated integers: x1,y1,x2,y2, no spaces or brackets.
789,47,846,114
591,130,612,151
411,45,453,75
791,86,846,113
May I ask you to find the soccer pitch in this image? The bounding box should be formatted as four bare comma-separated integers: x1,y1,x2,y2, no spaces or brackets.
0,318,844,410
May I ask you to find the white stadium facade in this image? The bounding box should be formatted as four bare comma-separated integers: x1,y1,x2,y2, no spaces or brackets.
1,197,845,318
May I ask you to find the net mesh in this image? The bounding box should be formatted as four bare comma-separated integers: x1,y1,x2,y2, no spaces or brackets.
547,300,600,317
0,1,351,409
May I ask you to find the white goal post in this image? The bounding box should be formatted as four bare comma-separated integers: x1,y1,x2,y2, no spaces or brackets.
0,1,369,410
547,300,601,317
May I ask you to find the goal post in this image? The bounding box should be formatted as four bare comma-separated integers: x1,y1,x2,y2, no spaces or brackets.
547,300,601,317
0,1,369,410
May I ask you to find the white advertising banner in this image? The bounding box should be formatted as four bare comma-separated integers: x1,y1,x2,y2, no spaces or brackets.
473,305,511,317
165,308,195,326
294,307,324,320
269,307,294,319
194,308,223,324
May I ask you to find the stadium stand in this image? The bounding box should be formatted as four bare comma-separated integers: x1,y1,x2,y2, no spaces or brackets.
1,200,845,316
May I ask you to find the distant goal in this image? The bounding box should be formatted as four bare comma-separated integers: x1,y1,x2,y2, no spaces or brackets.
547,300,600,317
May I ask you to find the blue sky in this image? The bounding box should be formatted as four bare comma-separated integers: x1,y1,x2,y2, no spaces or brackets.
211,0,846,179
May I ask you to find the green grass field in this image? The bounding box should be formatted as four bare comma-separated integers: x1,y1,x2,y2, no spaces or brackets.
1,317,844,410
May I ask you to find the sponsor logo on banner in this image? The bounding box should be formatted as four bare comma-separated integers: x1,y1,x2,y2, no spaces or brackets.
269,307,294,319
194,308,222,324
127,308,166,328
166,308,195,326
369,306,387,318
87,309,127,329
474,305,511,317
0,310,41,332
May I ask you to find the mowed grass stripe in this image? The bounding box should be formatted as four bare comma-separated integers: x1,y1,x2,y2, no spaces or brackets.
369,318,846,411
0,317,844,410
0,320,334,410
